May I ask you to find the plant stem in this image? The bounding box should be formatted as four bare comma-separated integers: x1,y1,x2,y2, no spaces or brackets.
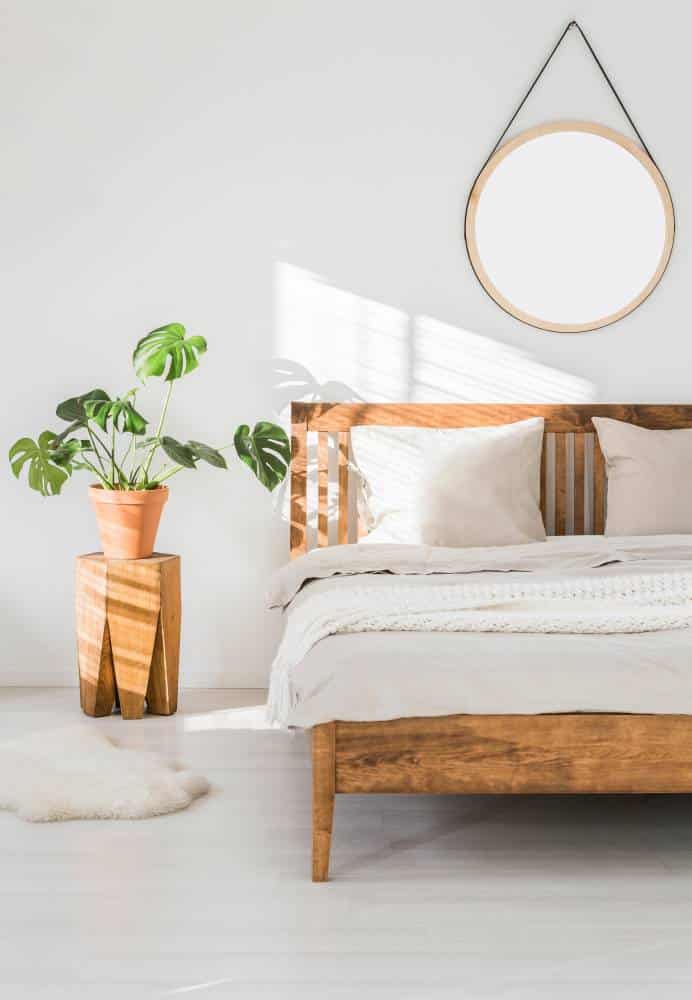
86,426,109,479
111,422,116,484
79,457,111,488
120,432,135,474
87,424,127,488
151,464,183,484
142,381,173,482
89,426,117,465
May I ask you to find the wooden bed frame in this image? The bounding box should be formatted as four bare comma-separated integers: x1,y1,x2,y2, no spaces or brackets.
290,402,692,881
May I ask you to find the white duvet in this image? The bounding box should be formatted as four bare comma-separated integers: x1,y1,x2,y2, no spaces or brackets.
266,536,692,728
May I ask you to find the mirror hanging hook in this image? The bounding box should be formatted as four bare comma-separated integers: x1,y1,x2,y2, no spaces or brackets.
472,18,659,181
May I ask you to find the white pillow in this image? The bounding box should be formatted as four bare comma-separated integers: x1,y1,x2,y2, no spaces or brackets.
350,417,546,547
593,417,692,536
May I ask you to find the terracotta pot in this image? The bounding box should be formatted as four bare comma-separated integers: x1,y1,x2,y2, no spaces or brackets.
89,485,169,559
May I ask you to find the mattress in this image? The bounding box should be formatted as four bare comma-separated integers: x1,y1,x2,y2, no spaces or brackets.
267,536,692,728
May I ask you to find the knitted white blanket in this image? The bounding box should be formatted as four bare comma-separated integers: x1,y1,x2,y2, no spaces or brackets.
267,568,692,725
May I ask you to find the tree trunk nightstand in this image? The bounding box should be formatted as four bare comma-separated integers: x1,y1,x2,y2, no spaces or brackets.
75,553,181,720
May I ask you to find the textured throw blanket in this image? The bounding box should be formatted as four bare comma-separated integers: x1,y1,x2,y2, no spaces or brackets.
267,537,692,725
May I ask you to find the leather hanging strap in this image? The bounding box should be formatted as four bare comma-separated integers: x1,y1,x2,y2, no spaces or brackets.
476,20,659,177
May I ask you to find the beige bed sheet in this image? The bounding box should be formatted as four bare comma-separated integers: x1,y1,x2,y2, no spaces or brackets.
268,536,692,728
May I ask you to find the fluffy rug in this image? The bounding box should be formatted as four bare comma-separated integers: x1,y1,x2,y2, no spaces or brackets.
0,725,209,822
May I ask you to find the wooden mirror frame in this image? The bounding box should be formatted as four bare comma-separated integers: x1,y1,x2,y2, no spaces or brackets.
464,121,675,333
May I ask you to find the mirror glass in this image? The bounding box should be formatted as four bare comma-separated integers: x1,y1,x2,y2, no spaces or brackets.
465,122,674,332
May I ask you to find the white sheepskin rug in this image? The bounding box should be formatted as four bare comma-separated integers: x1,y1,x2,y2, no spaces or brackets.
0,725,210,822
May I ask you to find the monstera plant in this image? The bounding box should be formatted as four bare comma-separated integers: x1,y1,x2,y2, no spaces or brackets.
9,323,290,558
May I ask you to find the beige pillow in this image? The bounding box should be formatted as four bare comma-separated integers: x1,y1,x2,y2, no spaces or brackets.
350,417,546,547
593,417,692,536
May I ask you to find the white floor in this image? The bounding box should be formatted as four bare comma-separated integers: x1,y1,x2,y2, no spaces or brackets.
3,690,692,998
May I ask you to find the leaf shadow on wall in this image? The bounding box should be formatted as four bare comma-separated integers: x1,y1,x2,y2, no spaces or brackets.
255,356,364,531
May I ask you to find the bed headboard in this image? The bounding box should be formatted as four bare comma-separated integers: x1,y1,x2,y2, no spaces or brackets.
289,403,692,558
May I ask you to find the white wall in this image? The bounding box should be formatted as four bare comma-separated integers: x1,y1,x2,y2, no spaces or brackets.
2,0,690,686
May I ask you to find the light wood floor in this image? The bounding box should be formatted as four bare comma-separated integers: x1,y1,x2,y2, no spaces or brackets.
3,689,692,998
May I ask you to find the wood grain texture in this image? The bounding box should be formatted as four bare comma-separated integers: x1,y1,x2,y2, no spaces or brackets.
312,722,335,882
334,714,692,795
75,557,116,717
539,437,548,529
554,432,568,536
293,402,692,433
573,432,585,534
75,554,181,720
75,561,115,716
593,434,606,534
317,432,329,548
290,415,308,559
106,560,160,720
337,432,349,545
145,557,181,715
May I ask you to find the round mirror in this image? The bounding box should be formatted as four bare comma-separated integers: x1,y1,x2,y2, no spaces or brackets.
465,122,675,332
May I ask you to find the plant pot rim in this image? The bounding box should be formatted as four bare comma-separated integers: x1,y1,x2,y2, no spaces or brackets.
89,484,169,505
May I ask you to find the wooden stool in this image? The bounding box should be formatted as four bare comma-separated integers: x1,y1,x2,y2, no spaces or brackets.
76,553,181,720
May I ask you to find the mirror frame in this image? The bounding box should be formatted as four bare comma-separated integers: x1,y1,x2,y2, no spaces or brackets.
464,121,675,333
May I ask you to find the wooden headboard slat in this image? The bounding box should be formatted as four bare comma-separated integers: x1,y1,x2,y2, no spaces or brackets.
289,403,692,558
573,433,585,535
554,433,569,537
290,412,308,558
593,435,606,535
317,432,329,548
337,432,349,545
539,437,548,529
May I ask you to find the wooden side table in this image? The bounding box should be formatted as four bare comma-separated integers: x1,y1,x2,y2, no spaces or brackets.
75,553,181,720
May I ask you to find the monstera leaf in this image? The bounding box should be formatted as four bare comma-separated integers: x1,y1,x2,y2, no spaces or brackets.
234,421,290,492
188,441,227,468
84,393,147,435
9,431,72,496
157,437,227,470
50,437,93,467
160,436,197,468
56,389,110,424
133,323,207,381
54,388,110,444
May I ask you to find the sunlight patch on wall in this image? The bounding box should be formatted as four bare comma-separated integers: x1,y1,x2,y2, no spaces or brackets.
275,262,409,401
274,263,596,405
412,316,595,403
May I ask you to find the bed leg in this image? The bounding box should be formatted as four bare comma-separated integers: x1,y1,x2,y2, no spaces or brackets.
312,722,335,882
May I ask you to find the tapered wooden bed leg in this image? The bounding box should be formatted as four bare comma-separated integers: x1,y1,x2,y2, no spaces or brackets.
312,722,336,882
